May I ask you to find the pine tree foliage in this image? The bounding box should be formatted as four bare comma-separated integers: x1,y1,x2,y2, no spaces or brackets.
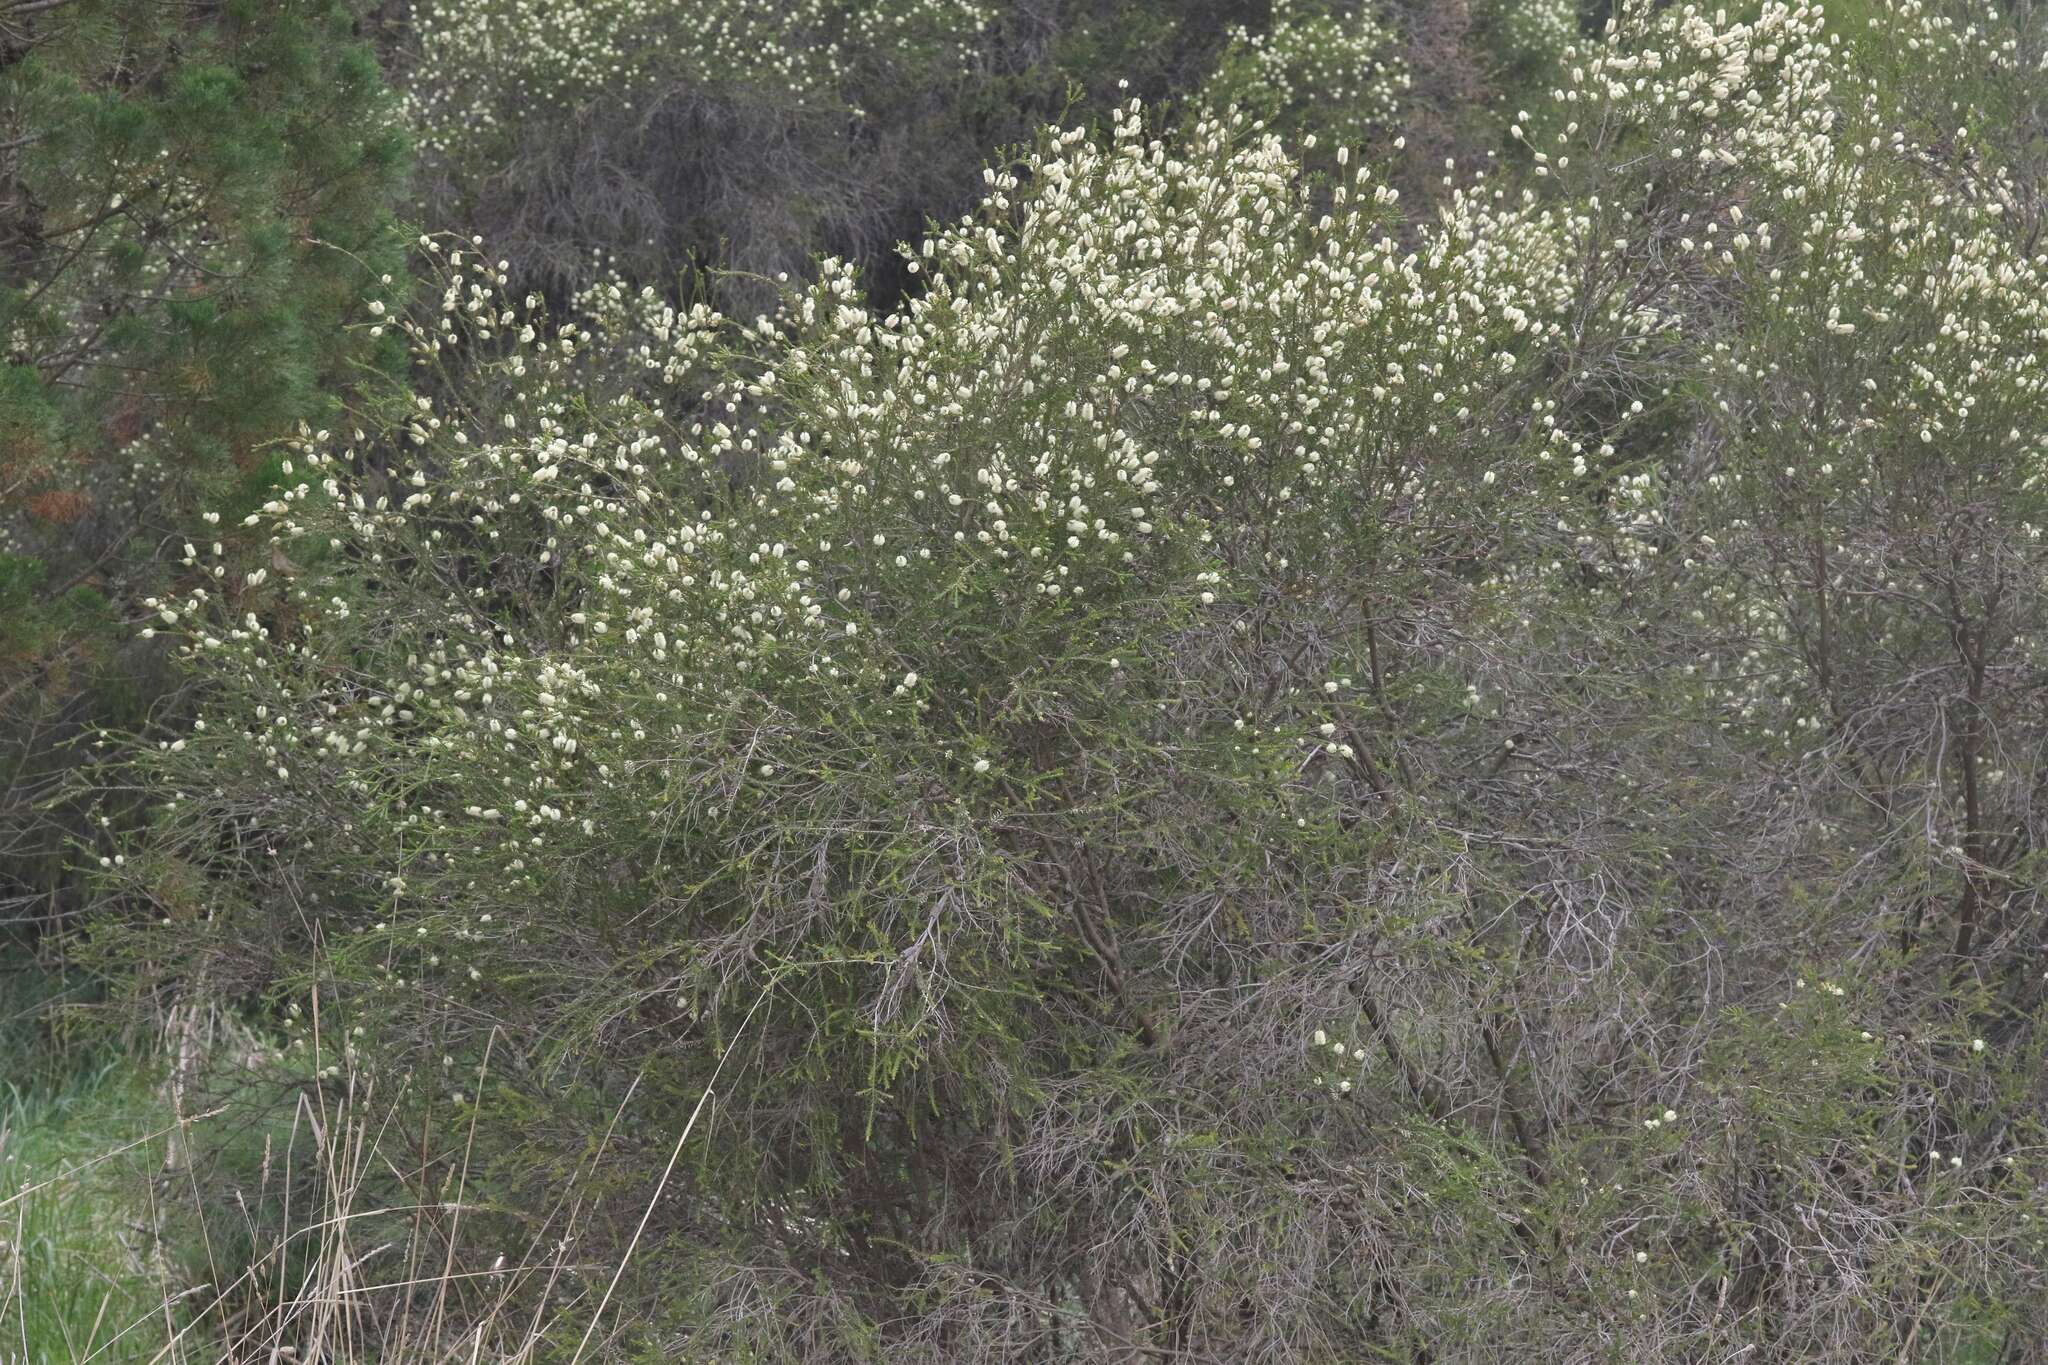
0,0,408,929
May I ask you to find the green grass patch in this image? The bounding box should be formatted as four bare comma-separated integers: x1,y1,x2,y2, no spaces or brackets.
0,965,175,1363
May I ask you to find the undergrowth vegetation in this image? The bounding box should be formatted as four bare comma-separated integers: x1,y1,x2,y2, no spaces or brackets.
8,0,2048,1360
1,964,164,1361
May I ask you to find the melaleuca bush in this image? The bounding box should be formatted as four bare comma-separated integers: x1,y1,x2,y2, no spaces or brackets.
1200,0,1411,148
1452,8,2048,1351
105,7,2048,1356
1504,0,2048,761
405,0,995,162
398,0,1003,301
121,103,1584,1352
1480,0,1579,75
131,99,1578,1009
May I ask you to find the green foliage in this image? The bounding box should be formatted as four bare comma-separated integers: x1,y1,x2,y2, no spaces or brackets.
1200,0,1411,146
109,2,2048,1351
394,0,1354,308
0,0,410,932
1049,0,1217,100
1476,0,1581,80
15,0,2048,1359
0,965,166,1362
4,0,407,475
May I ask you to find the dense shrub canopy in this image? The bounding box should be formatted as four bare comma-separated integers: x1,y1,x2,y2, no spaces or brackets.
388,0,1465,310
393,0,1239,305
1201,0,1410,145
95,2,2048,1358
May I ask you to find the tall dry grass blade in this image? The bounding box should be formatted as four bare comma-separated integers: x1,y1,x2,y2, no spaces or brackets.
425,1027,498,1350
566,983,774,1363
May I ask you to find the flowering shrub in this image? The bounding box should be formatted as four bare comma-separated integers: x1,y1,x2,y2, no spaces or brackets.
1479,0,1579,76
100,1,2048,1358
391,0,1435,311
405,0,995,158
1200,0,1411,147
397,0,1001,299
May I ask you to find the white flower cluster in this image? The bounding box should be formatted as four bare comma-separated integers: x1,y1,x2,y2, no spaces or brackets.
146,98,1581,955
142,6,2048,941
1485,0,1579,72
1308,1026,1369,1094
404,0,995,159
1201,0,1411,149
1560,3,2048,752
